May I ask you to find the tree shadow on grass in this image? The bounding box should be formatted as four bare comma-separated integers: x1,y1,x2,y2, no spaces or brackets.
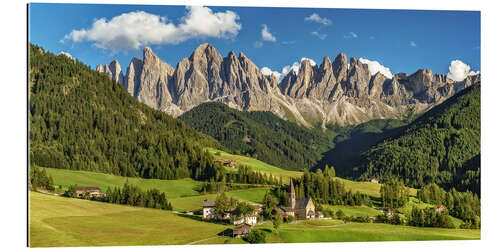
176,213,231,226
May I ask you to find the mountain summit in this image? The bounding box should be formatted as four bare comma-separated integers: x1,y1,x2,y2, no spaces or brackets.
97,44,480,127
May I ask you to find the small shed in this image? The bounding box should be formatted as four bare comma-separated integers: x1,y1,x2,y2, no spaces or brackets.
75,186,103,198
233,223,252,238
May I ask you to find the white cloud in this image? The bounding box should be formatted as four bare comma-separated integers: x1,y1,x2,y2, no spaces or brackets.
261,24,276,42
275,57,318,82
253,41,263,48
447,60,480,82
58,51,73,59
359,58,393,78
410,41,417,47
311,31,327,40
281,61,301,79
304,13,331,25
344,32,358,39
301,57,316,66
261,66,282,80
63,6,241,50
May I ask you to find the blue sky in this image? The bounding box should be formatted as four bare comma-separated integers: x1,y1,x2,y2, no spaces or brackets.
29,3,480,80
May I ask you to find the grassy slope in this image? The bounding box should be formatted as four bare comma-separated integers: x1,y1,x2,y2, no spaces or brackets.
325,205,383,217
206,148,418,198
255,221,479,243
29,192,229,247
42,167,270,211
30,192,479,247
43,167,201,199
206,148,303,179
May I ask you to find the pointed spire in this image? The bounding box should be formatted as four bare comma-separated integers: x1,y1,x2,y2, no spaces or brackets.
290,178,295,194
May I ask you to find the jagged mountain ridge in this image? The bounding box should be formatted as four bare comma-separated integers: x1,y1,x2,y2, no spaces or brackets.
97,43,480,127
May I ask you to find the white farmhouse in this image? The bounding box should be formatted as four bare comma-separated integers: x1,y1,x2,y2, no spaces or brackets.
202,199,216,220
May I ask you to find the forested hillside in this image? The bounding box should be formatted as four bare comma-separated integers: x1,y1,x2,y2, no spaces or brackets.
354,83,480,193
29,44,221,180
179,102,334,171
314,119,408,176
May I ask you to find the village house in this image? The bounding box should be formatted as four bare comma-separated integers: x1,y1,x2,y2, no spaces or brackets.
375,207,394,216
213,158,237,168
279,179,316,220
202,199,216,220
232,223,252,238
201,199,257,225
433,204,447,213
370,178,379,184
75,186,104,198
230,210,258,226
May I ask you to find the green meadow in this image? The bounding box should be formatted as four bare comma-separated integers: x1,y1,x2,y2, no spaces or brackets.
254,221,480,243
205,148,419,198
42,167,201,199
41,167,271,212
30,191,479,247
325,205,383,217
205,148,303,179
29,192,229,247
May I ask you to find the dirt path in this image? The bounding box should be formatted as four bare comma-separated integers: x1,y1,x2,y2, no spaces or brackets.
185,236,220,245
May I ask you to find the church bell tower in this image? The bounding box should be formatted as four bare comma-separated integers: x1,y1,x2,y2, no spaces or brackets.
289,179,296,209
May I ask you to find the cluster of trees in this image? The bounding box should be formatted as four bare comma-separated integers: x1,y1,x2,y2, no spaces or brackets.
380,179,410,209
200,165,280,193
407,206,455,229
246,229,267,244
179,102,334,171
356,84,481,194
29,44,223,182
274,169,371,207
29,166,55,191
63,182,172,210
417,183,480,225
213,192,255,219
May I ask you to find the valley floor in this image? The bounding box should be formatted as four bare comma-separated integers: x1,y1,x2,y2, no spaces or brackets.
29,192,480,247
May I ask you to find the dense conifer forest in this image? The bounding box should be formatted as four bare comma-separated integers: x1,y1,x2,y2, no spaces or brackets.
29,44,222,181
179,102,335,171
354,83,480,193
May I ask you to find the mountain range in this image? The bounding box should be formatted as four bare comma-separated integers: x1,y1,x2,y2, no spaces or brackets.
97,43,480,127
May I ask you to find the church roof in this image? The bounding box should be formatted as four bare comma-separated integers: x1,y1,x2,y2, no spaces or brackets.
295,197,312,209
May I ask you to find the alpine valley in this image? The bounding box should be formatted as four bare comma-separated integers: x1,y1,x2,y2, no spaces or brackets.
29,43,481,247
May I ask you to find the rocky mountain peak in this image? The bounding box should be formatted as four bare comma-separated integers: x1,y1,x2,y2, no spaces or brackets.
320,56,332,72
97,45,480,127
332,53,348,82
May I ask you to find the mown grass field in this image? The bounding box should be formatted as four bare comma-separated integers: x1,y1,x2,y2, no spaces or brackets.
254,221,480,243
205,148,418,198
42,167,201,199
29,192,230,247
324,205,383,217
30,192,479,247
171,188,271,212
205,148,303,179
41,167,270,212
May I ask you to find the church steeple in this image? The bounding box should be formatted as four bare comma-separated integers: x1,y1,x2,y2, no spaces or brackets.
289,179,296,209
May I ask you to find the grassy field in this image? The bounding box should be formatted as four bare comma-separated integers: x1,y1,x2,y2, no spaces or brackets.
29,192,230,247
206,148,303,179
255,221,480,243
42,167,201,199
324,205,383,217
171,188,271,212
205,148,420,199
30,192,479,247
41,167,271,212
